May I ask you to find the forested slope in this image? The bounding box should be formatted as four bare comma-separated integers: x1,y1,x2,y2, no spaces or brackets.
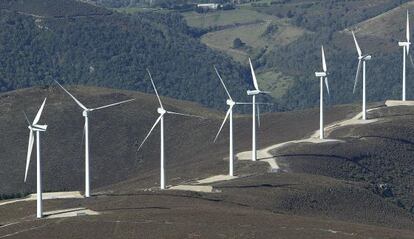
0,0,253,110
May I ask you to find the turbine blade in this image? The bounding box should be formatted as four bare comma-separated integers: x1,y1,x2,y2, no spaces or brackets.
321,45,327,72
214,65,233,101
166,111,204,119
249,58,260,91
257,104,261,128
324,77,330,96
137,115,162,152
23,111,31,125
24,130,35,182
146,69,163,109
407,10,410,44
353,60,362,94
213,107,232,143
352,31,362,57
409,53,414,68
32,98,46,125
91,99,135,111
54,80,88,110
235,102,253,105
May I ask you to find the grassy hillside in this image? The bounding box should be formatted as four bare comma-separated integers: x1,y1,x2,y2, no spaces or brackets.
1,87,414,237
0,0,253,110
0,86,350,196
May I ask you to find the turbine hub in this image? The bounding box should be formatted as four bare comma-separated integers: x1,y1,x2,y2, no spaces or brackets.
157,108,166,115
226,99,235,106
82,110,89,117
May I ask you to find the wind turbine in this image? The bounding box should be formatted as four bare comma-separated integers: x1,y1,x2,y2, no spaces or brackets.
247,58,270,161
54,80,135,198
213,66,251,176
137,69,203,190
24,98,47,219
315,46,330,139
399,10,411,101
352,31,371,120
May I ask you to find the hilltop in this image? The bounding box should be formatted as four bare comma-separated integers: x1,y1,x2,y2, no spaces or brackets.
1,87,414,238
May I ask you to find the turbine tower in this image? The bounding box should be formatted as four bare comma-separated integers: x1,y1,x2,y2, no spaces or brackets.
247,58,270,161
352,31,371,120
213,66,251,176
55,81,135,198
137,69,203,189
399,10,411,101
314,46,330,139
24,98,47,219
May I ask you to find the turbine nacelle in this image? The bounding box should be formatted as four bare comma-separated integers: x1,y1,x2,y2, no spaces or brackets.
226,99,235,106
29,125,48,132
82,110,90,117
399,41,411,47
359,55,372,61
315,72,326,77
247,89,260,95
157,107,166,115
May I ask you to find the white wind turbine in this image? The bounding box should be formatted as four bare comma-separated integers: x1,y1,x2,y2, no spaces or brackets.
315,46,330,139
24,98,47,219
352,31,371,120
137,69,203,190
55,80,135,198
213,66,252,176
247,58,270,161
399,10,411,101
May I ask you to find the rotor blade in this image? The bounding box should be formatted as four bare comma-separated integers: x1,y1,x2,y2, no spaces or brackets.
54,80,87,110
409,53,414,68
324,77,330,96
23,111,31,126
257,104,261,128
352,31,362,57
353,60,362,94
249,58,260,91
213,107,232,143
91,99,135,111
407,10,410,44
146,69,163,109
214,65,233,101
166,111,204,119
24,130,35,182
32,98,46,125
321,45,327,72
137,115,162,152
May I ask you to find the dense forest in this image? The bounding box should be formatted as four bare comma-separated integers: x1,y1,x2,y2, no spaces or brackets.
0,0,253,110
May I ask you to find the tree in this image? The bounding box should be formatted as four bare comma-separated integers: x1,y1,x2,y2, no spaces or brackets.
233,38,245,49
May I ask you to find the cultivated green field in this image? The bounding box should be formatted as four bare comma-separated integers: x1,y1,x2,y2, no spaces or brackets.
190,8,306,98
182,8,277,29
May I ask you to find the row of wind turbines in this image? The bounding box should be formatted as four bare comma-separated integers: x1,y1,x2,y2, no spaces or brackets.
21,11,412,219
317,11,412,138
23,60,268,218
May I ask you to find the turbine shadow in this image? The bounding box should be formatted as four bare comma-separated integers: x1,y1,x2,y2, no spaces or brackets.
216,183,296,189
